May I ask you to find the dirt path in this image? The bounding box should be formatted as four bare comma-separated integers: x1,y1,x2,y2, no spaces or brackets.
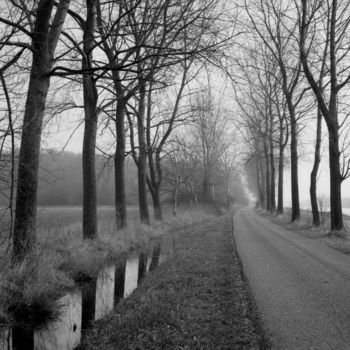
235,207,350,349
81,215,261,349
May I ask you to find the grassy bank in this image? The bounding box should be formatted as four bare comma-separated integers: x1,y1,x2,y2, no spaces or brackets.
0,206,215,327
258,209,350,255
80,215,261,349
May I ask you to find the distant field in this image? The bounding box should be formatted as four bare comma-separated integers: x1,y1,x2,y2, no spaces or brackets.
37,206,113,230
0,204,210,260
0,206,146,261
36,205,139,232
0,206,139,236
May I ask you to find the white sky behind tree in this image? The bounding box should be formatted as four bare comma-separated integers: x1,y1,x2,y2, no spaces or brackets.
42,71,350,210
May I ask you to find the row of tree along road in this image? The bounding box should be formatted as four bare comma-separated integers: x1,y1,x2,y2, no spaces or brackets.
237,0,350,232
3,0,346,266
0,0,243,263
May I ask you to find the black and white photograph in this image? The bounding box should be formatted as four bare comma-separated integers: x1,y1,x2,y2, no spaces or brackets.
1,0,350,349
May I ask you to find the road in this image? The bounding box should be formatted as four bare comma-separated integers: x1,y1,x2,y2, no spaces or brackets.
234,207,350,350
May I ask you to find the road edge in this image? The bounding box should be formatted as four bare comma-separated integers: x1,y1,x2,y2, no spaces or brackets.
231,213,271,350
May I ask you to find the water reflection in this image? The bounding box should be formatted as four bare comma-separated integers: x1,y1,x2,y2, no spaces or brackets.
149,243,161,272
35,291,82,350
12,327,33,350
2,238,171,350
146,254,152,272
114,260,126,304
123,254,139,298
0,328,11,350
81,279,96,331
138,252,147,284
95,265,115,320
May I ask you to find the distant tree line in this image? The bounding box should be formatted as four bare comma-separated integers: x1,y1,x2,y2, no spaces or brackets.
237,0,350,232
0,140,247,208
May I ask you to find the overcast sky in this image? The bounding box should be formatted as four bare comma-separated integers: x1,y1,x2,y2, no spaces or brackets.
40,67,350,210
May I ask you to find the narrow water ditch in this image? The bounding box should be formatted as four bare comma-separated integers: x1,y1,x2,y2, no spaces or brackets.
0,235,175,350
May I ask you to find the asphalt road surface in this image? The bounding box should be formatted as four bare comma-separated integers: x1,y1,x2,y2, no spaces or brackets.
234,207,350,350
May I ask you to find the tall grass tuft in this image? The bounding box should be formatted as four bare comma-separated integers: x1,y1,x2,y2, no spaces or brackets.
0,251,74,328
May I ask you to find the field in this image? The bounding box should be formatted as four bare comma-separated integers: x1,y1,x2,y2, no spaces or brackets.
0,206,138,265
0,205,163,260
260,208,350,255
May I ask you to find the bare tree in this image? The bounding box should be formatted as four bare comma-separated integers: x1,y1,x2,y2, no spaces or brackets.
145,58,196,221
274,86,289,215
0,48,24,251
235,51,280,212
164,103,244,211
81,0,98,239
220,139,239,209
245,0,307,221
96,0,209,225
298,0,350,231
122,0,231,224
96,0,143,229
236,88,267,209
1,0,72,262
188,91,233,202
163,140,199,215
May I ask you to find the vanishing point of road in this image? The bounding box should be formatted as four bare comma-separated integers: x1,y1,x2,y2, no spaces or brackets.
234,207,350,350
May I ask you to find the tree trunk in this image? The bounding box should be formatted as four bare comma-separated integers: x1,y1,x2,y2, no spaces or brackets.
269,125,276,212
290,111,300,221
82,106,97,239
82,0,98,239
299,0,342,231
151,188,163,221
277,139,284,215
137,81,150,224
257,157,265,208
264,137,271,211
137,164,150,224
13,0,70,262
114,98,127,229
95,4,128,230
146,83,164,222
310,107,322,226
328,114,343,231
13,63,50,261
277,109,287,215
146,176,163,221
226,172,230,209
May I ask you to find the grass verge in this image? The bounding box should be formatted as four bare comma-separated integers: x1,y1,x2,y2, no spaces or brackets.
80,215,261,350
257,209,350,255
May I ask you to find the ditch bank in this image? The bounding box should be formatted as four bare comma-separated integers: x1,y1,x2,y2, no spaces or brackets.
0,209,217,349
80,215,262,349
0,230,175,350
